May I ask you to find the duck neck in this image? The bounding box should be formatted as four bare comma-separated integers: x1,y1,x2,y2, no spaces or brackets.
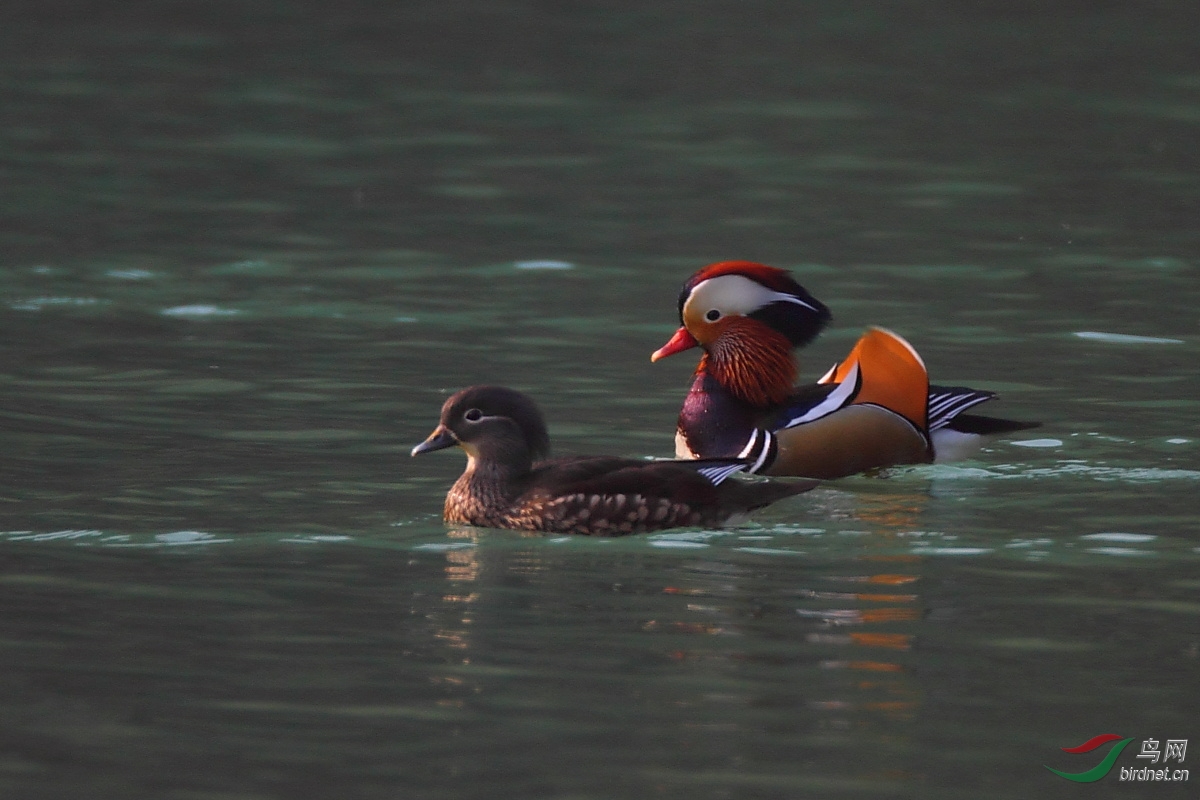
677,371,762,459
459,447,531,494
445,448,532,524
703,321,798,408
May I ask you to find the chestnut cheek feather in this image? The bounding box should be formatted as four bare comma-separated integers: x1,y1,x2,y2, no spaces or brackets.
708,322,797,407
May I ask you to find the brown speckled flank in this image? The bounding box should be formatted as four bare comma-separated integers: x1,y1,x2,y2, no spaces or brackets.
412,386,815,536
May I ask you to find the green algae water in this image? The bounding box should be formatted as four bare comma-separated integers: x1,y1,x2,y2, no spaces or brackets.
1,2,1197,798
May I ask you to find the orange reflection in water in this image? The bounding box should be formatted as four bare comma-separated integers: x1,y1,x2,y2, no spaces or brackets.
864,573,920,585
443,527,482,585
809,484,930,531
846,660,904,672
425,529,484,664
850,632,914,650
858,607,921,623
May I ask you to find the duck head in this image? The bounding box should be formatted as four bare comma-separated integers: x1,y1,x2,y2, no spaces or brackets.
412,385,552,470
651,261,831,407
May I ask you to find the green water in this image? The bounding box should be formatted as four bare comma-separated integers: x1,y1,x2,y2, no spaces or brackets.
1,2,1197,798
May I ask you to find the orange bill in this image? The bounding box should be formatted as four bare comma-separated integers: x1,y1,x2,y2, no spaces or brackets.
651,327,700,362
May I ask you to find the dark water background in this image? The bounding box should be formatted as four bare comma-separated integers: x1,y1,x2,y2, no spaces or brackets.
1,2,1197,798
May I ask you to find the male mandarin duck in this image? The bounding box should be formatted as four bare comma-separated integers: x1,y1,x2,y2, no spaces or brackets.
651,261,1040,480
411,385,816,535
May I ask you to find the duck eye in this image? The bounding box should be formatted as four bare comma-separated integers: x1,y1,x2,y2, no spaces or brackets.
705,309,722,322
463,408,483,422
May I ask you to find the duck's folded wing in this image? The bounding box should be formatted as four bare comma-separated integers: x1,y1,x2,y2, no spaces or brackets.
772,374,858,430
535,456,750,494
926,384,996,431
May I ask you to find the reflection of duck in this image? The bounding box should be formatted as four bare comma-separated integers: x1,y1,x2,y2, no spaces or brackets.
412,385,816,535
806,485,930,531
652,261,1040,479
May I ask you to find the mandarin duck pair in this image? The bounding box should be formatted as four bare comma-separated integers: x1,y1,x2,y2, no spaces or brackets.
413,261,1038,536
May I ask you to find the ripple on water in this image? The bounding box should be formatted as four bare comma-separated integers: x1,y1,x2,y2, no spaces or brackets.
3,523,1198,570
1073,330,1184,344
62,531,236,547
11,296,106,311
278,535,353,544
514,260,574,270
923,461,1200,482
1086,546,1153,557
155,531,231,545
1015,464,1200,481
6,530,103,542
1081,532,1157,543
161,304,240,317
911,546,994,556
734,546,803,556
647,530,727,549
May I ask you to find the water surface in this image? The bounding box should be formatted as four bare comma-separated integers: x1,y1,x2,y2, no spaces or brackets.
1,2,1197,798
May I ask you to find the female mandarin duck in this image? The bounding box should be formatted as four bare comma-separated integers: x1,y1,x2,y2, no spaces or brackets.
651,261,1040,480
411,385,816,535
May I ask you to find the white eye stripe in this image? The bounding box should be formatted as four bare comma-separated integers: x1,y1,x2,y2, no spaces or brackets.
686,275,818,318
765,290,821,312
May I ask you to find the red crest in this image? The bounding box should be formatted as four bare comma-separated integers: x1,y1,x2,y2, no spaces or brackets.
686,261,801,295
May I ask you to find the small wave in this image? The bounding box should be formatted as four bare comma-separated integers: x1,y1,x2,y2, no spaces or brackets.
11,296,105,311
735,546,802,556
161,304,241,317
106,269,155,280
1074,331,1184,344
649,530,727,543
101,531,235,547
1014,464,1200,481
912,546,993,556
1081,532,1156,543
5,529,103,542
279,534,353,544
1086,546,1153,557
514,259,574,270
927,462,1200,482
